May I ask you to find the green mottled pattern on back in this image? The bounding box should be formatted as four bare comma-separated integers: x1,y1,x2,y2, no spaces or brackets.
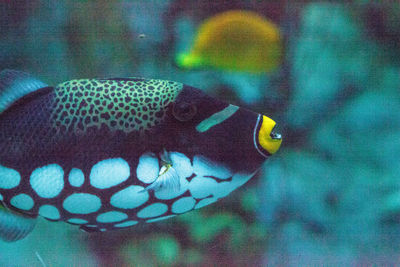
51,78,183,133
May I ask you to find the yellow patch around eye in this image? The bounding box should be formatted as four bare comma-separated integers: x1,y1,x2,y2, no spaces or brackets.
258,116,282,154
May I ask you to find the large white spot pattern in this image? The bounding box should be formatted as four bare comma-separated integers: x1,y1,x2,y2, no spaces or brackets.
190,157,255,203
97,211,128,223
90,158,130,189
171,196,196,214
110,185,148,209
170,152,193,179
68,168,85,187
137,203,168,218
214,172,254,198
195,197,218,209
189,177,218,199
63,193,101,214
136,153,159,184
136,153,255,217
152,153,242,201
0,165,20,189
193,155,232,179
10,194,34,211
30,164,64,198
39,205,60,220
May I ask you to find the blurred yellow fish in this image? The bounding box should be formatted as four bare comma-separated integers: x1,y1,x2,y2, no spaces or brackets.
176,10,283,73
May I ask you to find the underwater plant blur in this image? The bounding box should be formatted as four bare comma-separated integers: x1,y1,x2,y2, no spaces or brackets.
1,1,400,266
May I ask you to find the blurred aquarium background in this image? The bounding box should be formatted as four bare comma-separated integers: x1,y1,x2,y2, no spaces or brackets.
1,0,400,266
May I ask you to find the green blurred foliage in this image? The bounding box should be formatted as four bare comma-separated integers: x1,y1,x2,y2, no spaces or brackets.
121,234,180,265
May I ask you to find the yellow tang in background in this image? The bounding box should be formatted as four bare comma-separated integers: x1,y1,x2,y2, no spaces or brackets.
176,10,283,74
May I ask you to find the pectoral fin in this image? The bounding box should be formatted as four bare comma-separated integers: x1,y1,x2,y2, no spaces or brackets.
144,165,180,192
0,205,36,242
143,150,180,192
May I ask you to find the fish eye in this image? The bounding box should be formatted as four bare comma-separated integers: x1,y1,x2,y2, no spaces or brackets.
172,101,197,122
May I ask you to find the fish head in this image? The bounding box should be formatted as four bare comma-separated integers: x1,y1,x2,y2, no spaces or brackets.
159,84,282,176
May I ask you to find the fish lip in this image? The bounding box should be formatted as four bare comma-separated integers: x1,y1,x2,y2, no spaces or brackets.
269,125,282,140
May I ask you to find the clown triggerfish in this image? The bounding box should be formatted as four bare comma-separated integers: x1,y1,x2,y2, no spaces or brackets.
0,69,282,242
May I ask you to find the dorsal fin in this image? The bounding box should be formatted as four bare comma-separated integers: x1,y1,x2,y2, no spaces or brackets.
0,69,48,113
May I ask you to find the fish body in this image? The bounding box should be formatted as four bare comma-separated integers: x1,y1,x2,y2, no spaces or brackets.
176,10,283,73
0,70,282,241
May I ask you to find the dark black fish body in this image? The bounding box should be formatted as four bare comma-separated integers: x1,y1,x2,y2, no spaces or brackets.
0,70,282,241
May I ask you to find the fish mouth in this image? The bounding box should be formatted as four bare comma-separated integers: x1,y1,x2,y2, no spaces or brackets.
254,115,282,157
269,124,282,140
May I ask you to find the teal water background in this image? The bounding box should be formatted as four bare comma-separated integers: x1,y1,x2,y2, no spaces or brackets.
1,1,400,266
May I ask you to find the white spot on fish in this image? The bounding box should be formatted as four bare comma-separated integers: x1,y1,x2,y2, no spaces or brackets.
171,196,196,214
114,220,138,228
146,214,176,223
169,152,193,179
193,156,232,179
30,164,64,198
189,176,218,199
195,197,218,209
90,158,130,189
137,203,168,218
68,168,85,187
0,164,21,189
63,193,101,214
39,205,60,220
214,172,254,199
136,153,159,184
10,194,34,210
97,211,128,223
0,193,3,201
110,185,148,209
68,218,88,224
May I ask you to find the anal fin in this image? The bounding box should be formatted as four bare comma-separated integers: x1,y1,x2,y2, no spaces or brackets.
0,206,36,242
